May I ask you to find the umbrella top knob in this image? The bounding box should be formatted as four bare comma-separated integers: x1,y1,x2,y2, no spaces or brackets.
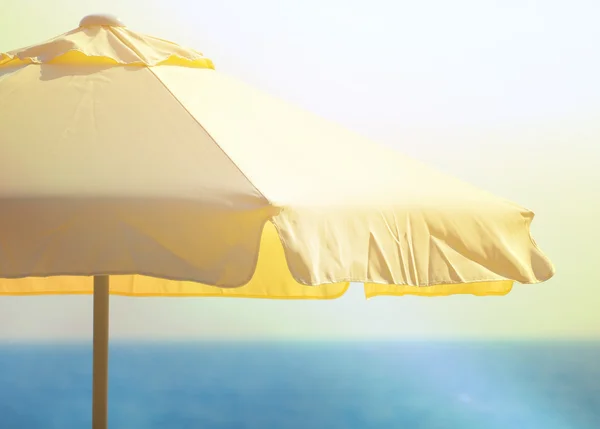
79,14,124,28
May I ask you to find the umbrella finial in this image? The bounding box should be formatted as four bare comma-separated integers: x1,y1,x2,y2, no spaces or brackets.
79,14,124,28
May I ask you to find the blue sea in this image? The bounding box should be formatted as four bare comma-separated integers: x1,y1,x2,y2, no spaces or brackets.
0,341,598,429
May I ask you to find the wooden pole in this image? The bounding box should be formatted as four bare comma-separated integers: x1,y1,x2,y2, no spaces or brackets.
92,275,110,429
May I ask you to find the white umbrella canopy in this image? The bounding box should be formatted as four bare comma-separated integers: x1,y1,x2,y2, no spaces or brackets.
0,14,554,429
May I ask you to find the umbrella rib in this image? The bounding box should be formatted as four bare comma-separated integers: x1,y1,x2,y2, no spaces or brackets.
148,67,269,205
106,27,268,203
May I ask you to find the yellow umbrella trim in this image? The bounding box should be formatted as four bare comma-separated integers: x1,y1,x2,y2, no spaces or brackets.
0,222,513,299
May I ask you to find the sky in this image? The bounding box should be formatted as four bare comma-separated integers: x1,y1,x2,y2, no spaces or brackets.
0,0,598,341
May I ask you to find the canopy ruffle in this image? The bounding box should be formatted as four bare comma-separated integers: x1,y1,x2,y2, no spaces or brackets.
0,222,515,299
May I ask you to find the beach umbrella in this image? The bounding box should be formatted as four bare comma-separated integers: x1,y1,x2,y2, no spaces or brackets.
0,14,554,429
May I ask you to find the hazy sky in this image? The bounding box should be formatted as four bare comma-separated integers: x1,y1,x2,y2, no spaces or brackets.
0,0,598,341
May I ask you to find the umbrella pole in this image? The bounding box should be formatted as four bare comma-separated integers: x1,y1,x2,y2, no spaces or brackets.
92,275,110,429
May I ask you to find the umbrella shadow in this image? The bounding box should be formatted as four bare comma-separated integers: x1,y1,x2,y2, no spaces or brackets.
39,64,138,81
0,65,27,79
0,63,138,81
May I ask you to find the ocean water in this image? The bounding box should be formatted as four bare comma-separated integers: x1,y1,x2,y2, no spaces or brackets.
0,341,598,429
